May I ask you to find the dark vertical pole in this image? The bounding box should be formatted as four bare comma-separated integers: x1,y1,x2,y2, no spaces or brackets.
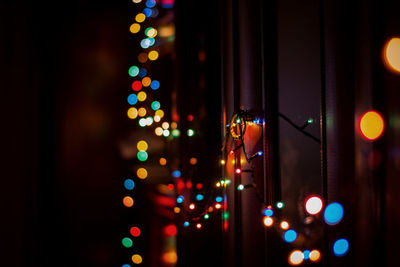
261,0,281,265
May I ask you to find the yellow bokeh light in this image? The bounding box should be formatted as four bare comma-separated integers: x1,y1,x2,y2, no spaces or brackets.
171,122,177,129
123,196,134,207
159,157,167,165
142,77,151,87
309,250,321,262
154,115,161,122
359,111,384,140
190,157,197,165
289,250,304,266
130,23,141,34
137,168,148,179
174,207,181,213
137,91,147,102
135,13,146,23
220,159,226,165
263,216,273,227
162,122,169,129
280,221,289,230
384,37,400,73
148,50,159,61
132,0,142,3
155,127,163,136
138,107,147,117
155,109,164,118
127,107,138,119
146,28,158,38
137,140,148,151
132,254,143,264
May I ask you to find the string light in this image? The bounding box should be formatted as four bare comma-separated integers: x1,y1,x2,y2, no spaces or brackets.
263,216,273,227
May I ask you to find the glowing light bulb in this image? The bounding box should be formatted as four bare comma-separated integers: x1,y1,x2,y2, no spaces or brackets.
215,203,222,209
142,77,151,87
159,157,167,166
176,195,184,203
305,195,323,215
131,254,143,264
284,229,297,243
135,13,146,23
384,37,400,73
123,196,134,207
309,250,321,262
324,202,344,225
196,194,204,201
137,151,148,161
163,129,170,137
276,202,284,209
124,179,135,190
155,127,163,136
162,122,169,129
127,94,138,105
189,157,197,165
187,129,195,136
148,50,159,61
129,66,139,77
196,223,202,229
235,168,242,174
137,91,147,102
220,159,226,165
237,184,244,190
122,237,133,248
155,109,164,118
138,107,146,117
264,208,273,217
137,140,148,151
130,227,141,237
359,111,385,140
137,168,148,179
280,221,289,230
151,101,161,111
130,23,141,34
189,203,195,210
288,250,304,266
263,216,273,227
333,238,349,257
127,107,138,119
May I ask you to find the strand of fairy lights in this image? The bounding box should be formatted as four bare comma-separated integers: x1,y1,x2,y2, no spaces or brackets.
222,109,349,265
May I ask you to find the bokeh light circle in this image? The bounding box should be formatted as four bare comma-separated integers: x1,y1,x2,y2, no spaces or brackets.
384,37,400,73
324,202,344,225
333,238,349,257
359,111,384,140
305,195,323,215
288,250,304,266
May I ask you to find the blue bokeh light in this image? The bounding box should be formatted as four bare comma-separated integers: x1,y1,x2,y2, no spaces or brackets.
124,179,135,190
333,238,349,256
216,196,223,203
303,250,310,260
324,202,344,225
177,195,184,204
146,0,156,8
172,170,181,178
127,94,138,105
264,209,273,217
284,229,297,243
143,8,152,17
183,221,189,227
150,80,160,90
196,194,204,201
